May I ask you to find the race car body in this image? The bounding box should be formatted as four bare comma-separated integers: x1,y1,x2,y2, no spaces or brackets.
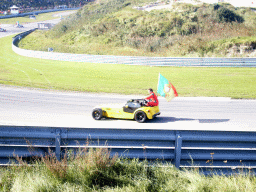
92,99,160,123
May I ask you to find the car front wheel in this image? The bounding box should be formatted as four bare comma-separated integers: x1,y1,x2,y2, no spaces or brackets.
135,111,147,123
92,108,103,120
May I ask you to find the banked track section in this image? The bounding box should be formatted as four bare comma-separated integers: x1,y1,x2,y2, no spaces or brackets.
12,30,256,67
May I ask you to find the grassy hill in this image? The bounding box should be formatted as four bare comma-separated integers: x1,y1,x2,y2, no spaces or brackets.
19,0,256,57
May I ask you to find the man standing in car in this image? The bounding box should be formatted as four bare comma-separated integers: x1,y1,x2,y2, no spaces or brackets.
145,88,159,107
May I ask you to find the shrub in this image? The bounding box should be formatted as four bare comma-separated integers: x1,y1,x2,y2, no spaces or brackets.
217,7,244,23
181,22,197,35
60,25,68,33
213,3,220,10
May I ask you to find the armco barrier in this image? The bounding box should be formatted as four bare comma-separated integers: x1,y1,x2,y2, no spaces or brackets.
12,29,37,46
1,125,256,175
12,30,256,67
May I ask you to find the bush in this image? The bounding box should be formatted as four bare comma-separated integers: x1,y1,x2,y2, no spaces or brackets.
213,3,220,10
181,22,197,35
217,7,244,23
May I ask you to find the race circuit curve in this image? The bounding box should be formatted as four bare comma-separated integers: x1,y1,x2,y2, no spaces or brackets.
1,14,255,131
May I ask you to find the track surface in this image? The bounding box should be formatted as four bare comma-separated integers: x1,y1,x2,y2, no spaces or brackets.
1,85,255,131
1,14,256,131
0,19,61,38
0,11,75,37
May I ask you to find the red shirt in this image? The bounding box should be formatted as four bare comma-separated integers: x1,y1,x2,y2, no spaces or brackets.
145,92,159,106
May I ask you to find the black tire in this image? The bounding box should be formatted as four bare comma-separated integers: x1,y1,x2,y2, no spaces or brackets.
92,108,103,120
135,111,147,123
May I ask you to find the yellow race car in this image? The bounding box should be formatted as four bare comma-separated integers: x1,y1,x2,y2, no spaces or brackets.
92,99,160,123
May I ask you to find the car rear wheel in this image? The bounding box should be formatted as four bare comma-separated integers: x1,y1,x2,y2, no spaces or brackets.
92,108,103,120
135,111,147,123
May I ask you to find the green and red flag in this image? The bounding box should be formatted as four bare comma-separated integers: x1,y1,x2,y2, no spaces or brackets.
157,73,178,102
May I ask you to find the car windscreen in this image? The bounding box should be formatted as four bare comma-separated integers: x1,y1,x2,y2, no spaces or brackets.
127,102,141,108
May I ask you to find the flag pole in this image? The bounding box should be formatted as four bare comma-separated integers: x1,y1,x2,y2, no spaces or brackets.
157,73,161,96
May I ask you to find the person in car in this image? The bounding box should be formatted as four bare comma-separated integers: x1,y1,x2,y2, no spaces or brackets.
144,88,159,107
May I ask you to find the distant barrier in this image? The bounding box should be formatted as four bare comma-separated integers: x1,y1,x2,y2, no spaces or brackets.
0,125,256,175
12,29,37,46
12,30,256,67
0,8,79,19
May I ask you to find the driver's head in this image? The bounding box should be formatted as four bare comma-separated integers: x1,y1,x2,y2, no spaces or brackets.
148,88,153,94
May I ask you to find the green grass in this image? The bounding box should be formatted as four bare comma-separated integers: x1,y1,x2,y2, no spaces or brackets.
0,148,256,192
0,10,74,24
1,35,256,98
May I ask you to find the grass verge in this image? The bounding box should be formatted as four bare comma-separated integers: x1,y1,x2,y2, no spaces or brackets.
0,147,256,191
1,35,255,98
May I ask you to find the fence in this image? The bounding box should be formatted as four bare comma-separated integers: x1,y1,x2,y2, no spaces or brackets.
12,30,256,67
1,125,256,175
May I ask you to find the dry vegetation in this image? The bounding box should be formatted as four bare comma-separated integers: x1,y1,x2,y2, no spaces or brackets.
19,0,256,57
1,147,256,191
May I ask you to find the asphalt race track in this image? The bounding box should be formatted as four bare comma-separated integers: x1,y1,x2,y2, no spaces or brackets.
1,15,256,131
0,18,61,38
0,85,255,131
0,11,75,38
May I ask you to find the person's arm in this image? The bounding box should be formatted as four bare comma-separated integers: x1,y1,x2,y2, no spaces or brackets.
145,93,153,100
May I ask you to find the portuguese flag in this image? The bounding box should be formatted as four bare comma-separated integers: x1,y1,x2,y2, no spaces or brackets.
157,73,178,102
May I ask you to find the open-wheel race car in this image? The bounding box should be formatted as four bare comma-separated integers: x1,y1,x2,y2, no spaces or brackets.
92,99,160,123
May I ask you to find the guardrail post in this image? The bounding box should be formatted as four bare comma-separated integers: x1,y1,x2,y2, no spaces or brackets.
55,129,61,161
175,133,182,169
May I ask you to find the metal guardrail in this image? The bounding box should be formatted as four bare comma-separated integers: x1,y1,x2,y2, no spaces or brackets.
12,29,256,67
0,8,80,19
0,125,256,175
12,29,37,46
